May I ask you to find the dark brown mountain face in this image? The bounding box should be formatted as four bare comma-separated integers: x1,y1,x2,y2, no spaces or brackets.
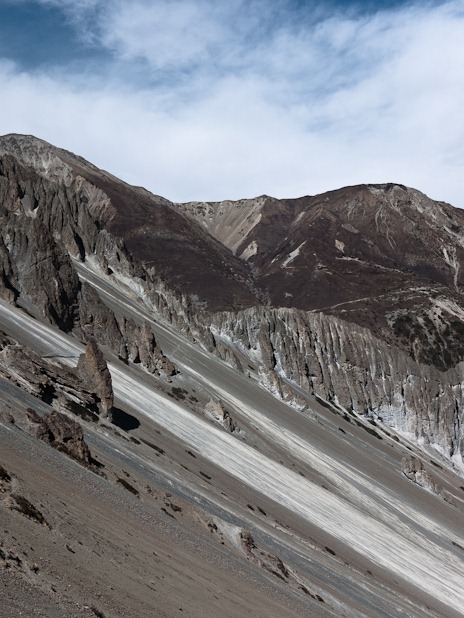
0,134,257,313
61,160,257,310
180,184,464,371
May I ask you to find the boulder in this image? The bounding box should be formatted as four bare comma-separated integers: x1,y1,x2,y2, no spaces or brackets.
25,408,92,467
77,338,114,420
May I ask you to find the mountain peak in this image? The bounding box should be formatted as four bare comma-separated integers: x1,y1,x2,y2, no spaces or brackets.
0,133,76,184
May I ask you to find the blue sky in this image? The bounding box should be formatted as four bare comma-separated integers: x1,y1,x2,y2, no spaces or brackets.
0,0,463,206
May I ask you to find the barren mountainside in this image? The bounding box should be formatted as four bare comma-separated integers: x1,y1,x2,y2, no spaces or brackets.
1,133,464,617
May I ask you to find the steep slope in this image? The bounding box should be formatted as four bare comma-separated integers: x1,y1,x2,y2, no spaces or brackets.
2,133,464,463
1,133,464,616
2,283,464,618
0,134,257,312
209,307,464,465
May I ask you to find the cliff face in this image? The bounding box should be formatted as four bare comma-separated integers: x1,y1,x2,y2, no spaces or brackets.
0,154,80,328
208,307,464,464
1,133,464,468
0,136,184,378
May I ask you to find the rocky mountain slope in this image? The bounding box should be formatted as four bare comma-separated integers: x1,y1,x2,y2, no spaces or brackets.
180,185,464,368
1,133,464,617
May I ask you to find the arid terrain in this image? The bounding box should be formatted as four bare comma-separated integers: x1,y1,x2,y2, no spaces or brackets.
1,134,464,617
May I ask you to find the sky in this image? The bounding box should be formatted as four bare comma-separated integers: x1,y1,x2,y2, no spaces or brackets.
0,0,463,206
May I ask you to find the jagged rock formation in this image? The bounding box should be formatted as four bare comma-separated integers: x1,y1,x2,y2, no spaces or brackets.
208,307,464,462
24,408,92,467
127,321,177,377
77,339,114,420
204,398,237,433
0,332,101,414
75,283,177,377
1,133,464,468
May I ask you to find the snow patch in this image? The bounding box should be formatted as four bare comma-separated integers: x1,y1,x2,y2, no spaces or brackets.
282,242,306,268
240,241,258,261
335,239,345,253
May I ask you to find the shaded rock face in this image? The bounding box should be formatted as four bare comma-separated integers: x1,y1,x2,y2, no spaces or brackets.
127,321,177,378
24,408,92,467
77,339,114,420
0,155,80,329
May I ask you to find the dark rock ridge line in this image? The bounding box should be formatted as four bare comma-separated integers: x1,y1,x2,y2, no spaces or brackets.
0,133,464,468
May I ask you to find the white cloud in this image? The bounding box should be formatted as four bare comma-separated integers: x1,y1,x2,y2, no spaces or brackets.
0,1,463,206
101,1,238,70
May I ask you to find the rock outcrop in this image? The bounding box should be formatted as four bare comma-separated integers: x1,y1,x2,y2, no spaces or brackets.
204,398,237,433
75,285,177,378
24,408,92,467
0,154,80,329
402,456,437,491
126,320,177,378
77,338,114,420
0,334,100,415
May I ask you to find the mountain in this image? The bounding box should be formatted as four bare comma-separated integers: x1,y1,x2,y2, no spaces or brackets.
0,134,464,617
180,185,464,365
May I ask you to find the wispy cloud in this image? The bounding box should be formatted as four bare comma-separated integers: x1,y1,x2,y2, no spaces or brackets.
0,0,463,205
